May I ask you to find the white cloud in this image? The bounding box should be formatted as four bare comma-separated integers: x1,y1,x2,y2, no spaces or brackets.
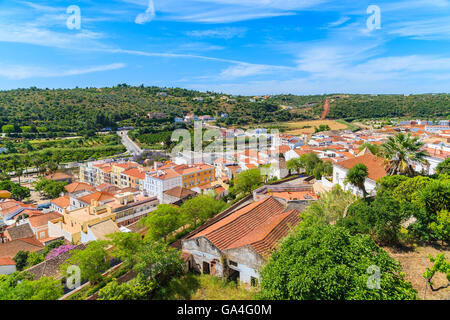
186,27,247,39
388,17,450,40
0,63,126,80
326,16,350,28
124,0,328,23
135,0,156,24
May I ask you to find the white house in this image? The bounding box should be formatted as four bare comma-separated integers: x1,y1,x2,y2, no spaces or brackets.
332,152,387,196
144,170,182,202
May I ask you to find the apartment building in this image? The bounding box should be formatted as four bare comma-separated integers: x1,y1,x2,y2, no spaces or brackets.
144,164,215,201
49,192,158,244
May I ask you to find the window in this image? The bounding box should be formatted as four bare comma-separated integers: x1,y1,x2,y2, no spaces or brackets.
229,260,238,267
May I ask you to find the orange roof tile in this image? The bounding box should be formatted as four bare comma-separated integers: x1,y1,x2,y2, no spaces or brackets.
51,195,70,209
78,191,115,204
64,182,95,194
336,154,387,181
0,257,16,266
191,197,300,257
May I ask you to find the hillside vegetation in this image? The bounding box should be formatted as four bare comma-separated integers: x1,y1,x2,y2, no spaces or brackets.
0,86,449,134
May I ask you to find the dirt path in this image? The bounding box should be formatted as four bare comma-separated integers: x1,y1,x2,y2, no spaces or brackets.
320,99,330,120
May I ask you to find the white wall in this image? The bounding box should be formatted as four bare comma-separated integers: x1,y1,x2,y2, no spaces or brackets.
333,165,378,196
0,265,16,275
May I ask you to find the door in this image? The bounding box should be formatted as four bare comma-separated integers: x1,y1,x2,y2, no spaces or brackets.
203,261,210,274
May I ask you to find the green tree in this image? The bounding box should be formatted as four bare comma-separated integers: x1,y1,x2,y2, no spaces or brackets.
338,194,417,245
286,158,302,174
26,252,44,269
2,125,15,134
107,232,143,269
61,241,109,285
258,225,417,300
140,205,183,241
299,153,321,175
98,276,156,300
436,158,450,175
133,241,184,286
429,210,450,245
423,254,450,291
300,187,356,227
381,133,429,177
392,176,433,203
377,175,410,195
13,251,29,271
234,169,263,195
0,272,63,300
345,164,369,198
181,194,226,228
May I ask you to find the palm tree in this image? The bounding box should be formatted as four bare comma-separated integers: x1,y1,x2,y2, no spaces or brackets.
381,133,429,177
345,164,369,198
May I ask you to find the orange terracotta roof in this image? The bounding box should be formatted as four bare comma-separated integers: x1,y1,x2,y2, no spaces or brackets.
28,212,63,228
122,168,146,180
278,145,291,154
45,172,72,181
78,191,115,204
51,195,70,209
336,154,387,181
225,209,300,256
0,237,44,258
191,197,300,257
64,182,95,194
0,257,16,266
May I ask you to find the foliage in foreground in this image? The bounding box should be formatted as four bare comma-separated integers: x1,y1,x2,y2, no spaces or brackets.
258,225,417,300
0,272,63,300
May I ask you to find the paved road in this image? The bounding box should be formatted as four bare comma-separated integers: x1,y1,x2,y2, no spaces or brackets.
118,131,143,156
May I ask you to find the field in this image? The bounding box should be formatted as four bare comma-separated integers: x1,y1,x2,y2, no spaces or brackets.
267,120,351,134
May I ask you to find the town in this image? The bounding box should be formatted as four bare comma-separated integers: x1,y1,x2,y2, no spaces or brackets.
0,111,449,300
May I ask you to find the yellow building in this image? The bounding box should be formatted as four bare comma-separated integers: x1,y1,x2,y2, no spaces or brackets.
179,164,215,189
0,190,11,199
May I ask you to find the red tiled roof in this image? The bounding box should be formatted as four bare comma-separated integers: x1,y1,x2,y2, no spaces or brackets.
78,191,115,204
64,182,95,194
51,195,70,209
191,197,300,257
336,154,387,181
0,257,16,266
122,168,146,180
28,212,63,228
0,237,44,258
226,209,300,256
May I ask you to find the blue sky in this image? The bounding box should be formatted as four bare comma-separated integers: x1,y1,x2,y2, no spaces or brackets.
1,0,450,94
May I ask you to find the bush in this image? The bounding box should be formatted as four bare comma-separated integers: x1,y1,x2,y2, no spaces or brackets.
258,225,417,300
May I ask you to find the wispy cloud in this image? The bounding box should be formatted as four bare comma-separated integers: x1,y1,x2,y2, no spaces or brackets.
186,27,247,39
388,17,450,40
135,0,156,24
0,63,126,80
326,16,350,28
124,0,328,23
